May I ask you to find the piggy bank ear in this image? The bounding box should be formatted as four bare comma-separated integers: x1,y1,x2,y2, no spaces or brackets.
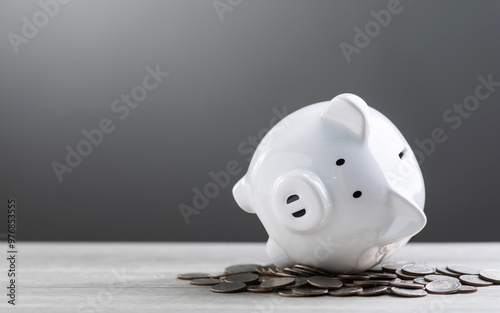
272,169,331,233
321,93,371,140
233,177,254,213
382,191,427,242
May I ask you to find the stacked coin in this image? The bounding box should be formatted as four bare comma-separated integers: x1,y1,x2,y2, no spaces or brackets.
177,263,500,297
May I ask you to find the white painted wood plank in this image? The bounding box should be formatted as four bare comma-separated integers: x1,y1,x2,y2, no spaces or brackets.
0,242,499,312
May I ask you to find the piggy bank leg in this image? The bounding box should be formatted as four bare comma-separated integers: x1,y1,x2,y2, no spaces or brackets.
266,238,293,268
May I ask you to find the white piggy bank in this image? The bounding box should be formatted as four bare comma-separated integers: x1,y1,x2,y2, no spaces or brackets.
233,94,426,273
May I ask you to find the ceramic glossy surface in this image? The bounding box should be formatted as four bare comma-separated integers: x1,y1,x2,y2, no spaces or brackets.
233,94,426,273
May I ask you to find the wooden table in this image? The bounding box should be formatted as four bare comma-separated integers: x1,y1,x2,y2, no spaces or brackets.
2,242,499,312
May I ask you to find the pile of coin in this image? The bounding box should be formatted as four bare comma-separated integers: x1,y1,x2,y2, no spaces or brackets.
177,262,500,297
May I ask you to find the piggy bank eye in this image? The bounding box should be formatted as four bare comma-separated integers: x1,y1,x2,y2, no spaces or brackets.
399,148,406,159
336,158,345,166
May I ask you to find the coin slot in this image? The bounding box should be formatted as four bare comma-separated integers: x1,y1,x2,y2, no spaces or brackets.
286,195,300,204
292,209,306,218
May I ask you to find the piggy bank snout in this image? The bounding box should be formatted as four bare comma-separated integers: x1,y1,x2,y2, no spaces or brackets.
272,170,331,233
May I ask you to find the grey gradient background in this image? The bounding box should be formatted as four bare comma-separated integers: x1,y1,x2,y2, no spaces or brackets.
1,0,499,242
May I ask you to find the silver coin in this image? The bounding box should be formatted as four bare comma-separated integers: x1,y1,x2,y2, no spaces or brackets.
223,273,259,284
328,286,362,296
268,266,283,276
436,266,461,277
246,284,272,293
382,261,414,273
279,290,305,297
211,282,247,293
424,274,460,283
190,278,221,286
224,264,260,274
354,280,389,286
425,280,461,294
357,285,387,296
283,277,308,289
258,267,273,276
459,274,493,287
274,268,295,277
258,275,275,283
389,281,425,289
255,265,269,275
479,269,500,284
413,277,428,285
337,274,370,281
391,287,427,297
382,263,401,273
294,264,329,276
291,266,319,276
458,285,478,293
395,269,420,280
366,273,398,279
260,277,295,289
291,286,328,296
177,272,211,280
402,264,436,276
283,267,310,277
447,264,480,276
307,276,343,289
